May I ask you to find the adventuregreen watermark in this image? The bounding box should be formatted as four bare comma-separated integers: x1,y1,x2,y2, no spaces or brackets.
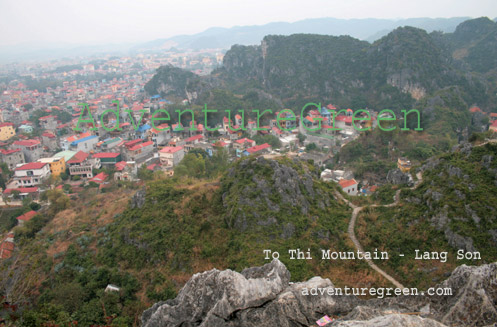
74,101,422,132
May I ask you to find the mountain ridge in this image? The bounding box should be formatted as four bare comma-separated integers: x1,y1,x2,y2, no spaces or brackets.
131,17,472,52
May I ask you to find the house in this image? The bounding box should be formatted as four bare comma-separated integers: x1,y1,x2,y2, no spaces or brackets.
13,139,43,162
397,157,412,172
0,148,25,170
233,138,256,150
0,122,15,141
69,135,99,152
489,120,497,132
37,157,66,177
126,140,154,163
148,123,171,147
41,132,58,151
320,169,333,182
2,187,39,200
92,152,122,165
234,138,256,157
16,210,37,227
38,115,58,131
329,170,354,183
183,135,203,152
274,110,298,131
190,142,214,157
67,151,99,178
99,137,123,150
14,162,51,187
159,146,185,168
114,161,137,181
339,179,358,196
242,143,272,156
89,172,108,184
17,124,33,134
61,132,92,150
137,124,151,139
54,150,77,163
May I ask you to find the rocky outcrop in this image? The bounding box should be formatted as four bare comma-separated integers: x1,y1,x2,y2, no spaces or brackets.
131,188,146,209
221,157,330,232
387,168,413,186
142,260,497,327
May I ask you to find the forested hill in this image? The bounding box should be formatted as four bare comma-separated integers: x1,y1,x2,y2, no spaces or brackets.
145,17,497,112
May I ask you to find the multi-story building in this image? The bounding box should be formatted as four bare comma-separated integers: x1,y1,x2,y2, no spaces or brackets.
37,157,66,177
14,162,51,187
159,146,184,168
126,140,154,163
41,132,58,152
92,152,122,165
66,151,100,178
0,122,15,141
13,139,43,162
69,135,99,152
0,148,25,170
38,115,58,131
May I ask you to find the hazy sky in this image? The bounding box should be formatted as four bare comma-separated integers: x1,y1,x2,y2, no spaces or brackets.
1,0,496,46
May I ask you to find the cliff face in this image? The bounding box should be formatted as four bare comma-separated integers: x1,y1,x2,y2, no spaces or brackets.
141,259,497,327
146,18,497,111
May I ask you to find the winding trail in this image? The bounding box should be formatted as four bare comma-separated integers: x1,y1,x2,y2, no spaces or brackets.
335,172,423,289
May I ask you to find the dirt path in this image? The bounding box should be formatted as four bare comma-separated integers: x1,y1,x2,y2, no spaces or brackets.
335,172,423,289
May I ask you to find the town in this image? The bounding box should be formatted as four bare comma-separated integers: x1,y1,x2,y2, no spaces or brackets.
1,52,497,263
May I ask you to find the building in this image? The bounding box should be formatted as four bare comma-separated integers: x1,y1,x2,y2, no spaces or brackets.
61,132,92,150
233,138,256,150
0,148,25,170
489,120,497,132
69,135,99,152
37,157,66,177
13,139,43,162
397,157,412,173
2,187,39,200
16,210,37,227
242,143,272,156
67,151,98,178
41,132,58,152
114,161,137,181
92,152,122,165
54,150,77,163
0,122,15,141
148,123,171,147
159,146,185,168
183,135,203,152
234,138,256,157
339,179,358,196
38,115,58,131
89,172,108,184
127,140,154,163
18,124,33,134
14,162,51,187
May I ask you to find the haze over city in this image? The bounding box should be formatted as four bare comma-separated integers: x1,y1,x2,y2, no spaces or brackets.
1,0,497,46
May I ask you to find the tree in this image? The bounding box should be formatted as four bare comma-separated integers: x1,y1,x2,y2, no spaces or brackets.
175,153,206,178
253,134,281,148
137,164,154,180
305,143,317,151
297,132,306,144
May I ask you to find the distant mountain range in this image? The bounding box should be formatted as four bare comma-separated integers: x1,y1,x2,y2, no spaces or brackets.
131,17,471,52
0,17,478,64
